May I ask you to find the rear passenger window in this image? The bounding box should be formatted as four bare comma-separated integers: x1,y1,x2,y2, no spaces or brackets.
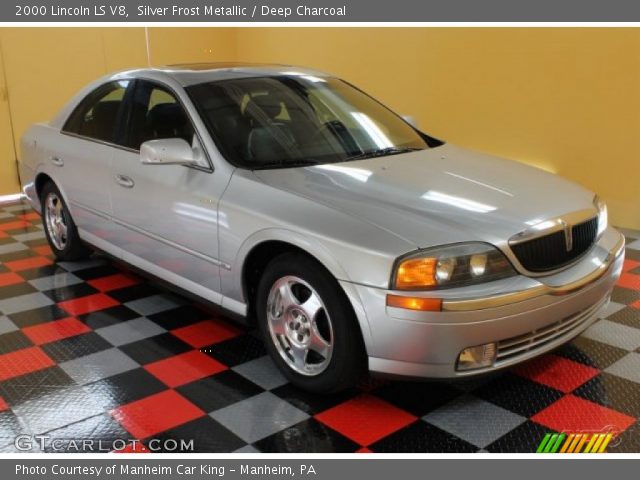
125,81,194,150
63,80,129,143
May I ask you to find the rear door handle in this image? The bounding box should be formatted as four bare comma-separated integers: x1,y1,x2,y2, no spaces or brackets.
50,156,64,167
114,174,135,188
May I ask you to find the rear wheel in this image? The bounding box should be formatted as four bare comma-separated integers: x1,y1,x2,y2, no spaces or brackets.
41,182,91,261
256,253,366,393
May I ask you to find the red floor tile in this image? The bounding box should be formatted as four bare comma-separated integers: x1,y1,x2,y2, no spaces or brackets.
58,293,119,316
87,273,140,292
110,390,205,439
0,220,31,231
623,259,640,273
4,256,53,272
514,354,600,393
617,273,640,291
22,317,91,345
532,395,635,434
113,442,150,453
0,397,8,412
32,245,52,256
315,394,417,446
0,346,55,381
18,212,41,221
171,319,242,348
631,299,640,309
144,350,227,388
0,271,24,287
0,231,7,239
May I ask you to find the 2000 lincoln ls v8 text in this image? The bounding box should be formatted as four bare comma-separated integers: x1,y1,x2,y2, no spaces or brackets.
18,63,624,393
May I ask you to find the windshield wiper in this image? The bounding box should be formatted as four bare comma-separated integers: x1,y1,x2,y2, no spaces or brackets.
345,147,423,161
251,159,321,170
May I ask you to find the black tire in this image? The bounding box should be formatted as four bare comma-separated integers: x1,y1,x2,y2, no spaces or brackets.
40,181,91,261
256,252,366,393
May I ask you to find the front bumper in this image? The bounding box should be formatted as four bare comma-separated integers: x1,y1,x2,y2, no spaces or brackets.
344,227,625,378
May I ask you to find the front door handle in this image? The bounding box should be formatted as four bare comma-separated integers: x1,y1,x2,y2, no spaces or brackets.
50,156,64,167
114,174,135,188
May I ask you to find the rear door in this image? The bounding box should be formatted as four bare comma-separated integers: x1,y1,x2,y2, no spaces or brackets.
52,80,131,240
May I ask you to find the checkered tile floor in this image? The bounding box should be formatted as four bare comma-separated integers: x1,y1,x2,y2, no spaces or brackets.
1,200,640,453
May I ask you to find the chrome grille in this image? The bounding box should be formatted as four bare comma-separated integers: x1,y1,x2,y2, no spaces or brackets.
495,298,604,365
511,217,598,272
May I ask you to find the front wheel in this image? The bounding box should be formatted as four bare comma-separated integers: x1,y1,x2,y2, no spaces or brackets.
256,253,366,393
41,182,91,261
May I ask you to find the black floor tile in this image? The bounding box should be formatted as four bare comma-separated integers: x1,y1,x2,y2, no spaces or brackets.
0,331,34,355
271,383,358,416
0,411,26,448
43,413,132,453
176,370,263,413
606,421,640,453
118,333,191,365
144,416,245,453
607,306,640,328
0,250,38,263
82,368,169,411
42,283,99,303
108,284,161,303
0,283,38,300
71,265,122,281
574,372,640,418
147,305,212,330
77,305,139,329
9,304,69,328
0,366,76,406
554,336,629,370
473,373,564,418
486,420,557,453
373,380,464,417
256,418,359,453
370,421,477,453
201,333,266,367
611,286,640,304
40,332,112,363
17,265,68,281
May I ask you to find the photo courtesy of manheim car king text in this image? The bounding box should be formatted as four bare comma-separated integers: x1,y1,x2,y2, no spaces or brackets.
0,0,639,477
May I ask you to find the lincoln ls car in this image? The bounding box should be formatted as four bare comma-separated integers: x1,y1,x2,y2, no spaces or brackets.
19,63,624,392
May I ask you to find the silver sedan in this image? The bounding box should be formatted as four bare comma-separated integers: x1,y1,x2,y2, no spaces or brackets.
19,63,624,392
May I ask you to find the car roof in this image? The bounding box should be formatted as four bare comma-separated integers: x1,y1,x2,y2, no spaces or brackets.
112,62,332,87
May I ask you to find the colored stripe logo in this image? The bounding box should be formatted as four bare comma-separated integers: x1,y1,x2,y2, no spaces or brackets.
537,432,614,453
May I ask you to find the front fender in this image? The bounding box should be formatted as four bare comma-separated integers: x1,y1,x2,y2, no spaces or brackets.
228,228,374,353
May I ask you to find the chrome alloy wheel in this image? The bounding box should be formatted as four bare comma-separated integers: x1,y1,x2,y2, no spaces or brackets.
266,275,334,376
44,192,68,251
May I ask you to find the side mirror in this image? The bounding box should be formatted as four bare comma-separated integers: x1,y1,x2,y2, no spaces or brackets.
140,138,197,166
402,115,418,129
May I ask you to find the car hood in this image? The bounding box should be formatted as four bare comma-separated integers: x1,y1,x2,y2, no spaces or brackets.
253,144,596,249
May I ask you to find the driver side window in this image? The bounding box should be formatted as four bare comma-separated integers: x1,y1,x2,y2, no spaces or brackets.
125,81,195,151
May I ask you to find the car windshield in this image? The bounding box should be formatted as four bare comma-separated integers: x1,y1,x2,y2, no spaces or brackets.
186,75,432,169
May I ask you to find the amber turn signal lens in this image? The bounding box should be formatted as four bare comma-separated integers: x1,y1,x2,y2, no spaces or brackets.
386,294,442,311
395,257,437,289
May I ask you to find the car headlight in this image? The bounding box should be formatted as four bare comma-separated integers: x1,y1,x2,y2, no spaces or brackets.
593,195,608,237
391,243,516,290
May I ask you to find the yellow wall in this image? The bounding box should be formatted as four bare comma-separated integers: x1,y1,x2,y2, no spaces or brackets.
0,27,638,229
0,27,235,195
0,41,17,194
235,28,640,230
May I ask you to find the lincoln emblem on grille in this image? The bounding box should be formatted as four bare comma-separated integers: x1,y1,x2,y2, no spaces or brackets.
560,219,574,252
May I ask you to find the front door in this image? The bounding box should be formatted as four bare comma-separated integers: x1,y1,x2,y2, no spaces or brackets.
109,80,227,301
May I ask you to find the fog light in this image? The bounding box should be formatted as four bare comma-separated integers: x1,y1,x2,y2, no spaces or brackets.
456,343,497,371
